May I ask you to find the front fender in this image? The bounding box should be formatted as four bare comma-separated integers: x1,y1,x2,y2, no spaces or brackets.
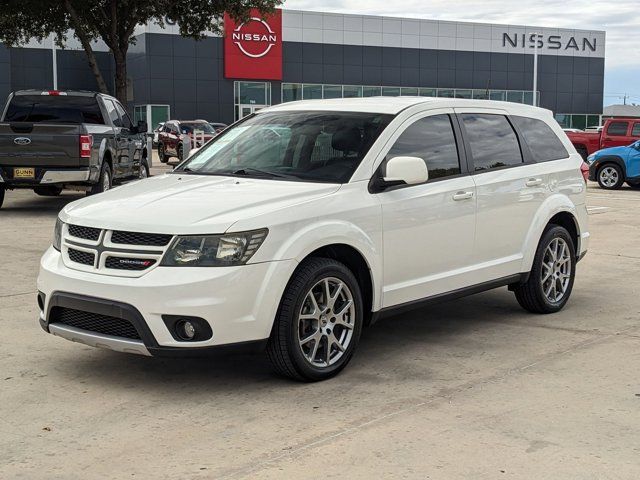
520,194,579,272
269,220,383,310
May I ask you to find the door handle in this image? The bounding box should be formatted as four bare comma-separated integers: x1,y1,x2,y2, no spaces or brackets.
452,191,474,201
525,178,543,187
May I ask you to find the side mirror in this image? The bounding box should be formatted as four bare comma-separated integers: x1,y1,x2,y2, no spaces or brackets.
134,120,147,134
370,156,428,193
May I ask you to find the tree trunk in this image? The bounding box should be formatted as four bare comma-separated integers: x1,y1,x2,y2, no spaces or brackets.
112,48,128,104
63,0,109,94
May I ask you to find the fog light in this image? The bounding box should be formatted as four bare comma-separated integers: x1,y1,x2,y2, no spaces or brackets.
178,320,196,340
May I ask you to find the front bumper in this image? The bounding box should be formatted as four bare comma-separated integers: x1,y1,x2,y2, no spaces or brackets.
37,247,297,355
0,166,93,187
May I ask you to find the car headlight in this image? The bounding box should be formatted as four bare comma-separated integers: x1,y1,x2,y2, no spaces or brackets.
53,217,64,251
160,229,268,267
586,154,595,164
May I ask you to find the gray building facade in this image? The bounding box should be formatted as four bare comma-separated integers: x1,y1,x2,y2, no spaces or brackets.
0,9,605,130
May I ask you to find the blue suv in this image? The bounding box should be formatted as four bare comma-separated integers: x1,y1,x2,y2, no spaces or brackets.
588,140,640,190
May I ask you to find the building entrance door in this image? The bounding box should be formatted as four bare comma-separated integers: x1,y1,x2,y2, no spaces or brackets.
238,104,267,119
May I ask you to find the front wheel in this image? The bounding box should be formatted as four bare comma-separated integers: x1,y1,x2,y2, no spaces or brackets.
513,225,576,314
597,163,624,189
267,257,363,382
158,144,168,163
139,158,150,179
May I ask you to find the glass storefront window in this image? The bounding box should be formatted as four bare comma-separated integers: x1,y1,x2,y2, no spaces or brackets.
303,84,322,100
506,91,524,103
282,83,302,103
587,115,601,128
236,81,269,105
523,91,534,106
343,85,363,98
438,89,455,98
472,90,489,100
490,90,506,101
455,89,472,99
323,85,343,99
362,86,382,97
400,87,419,96
382,87,401,96
419,88,436,97
571,115,587,130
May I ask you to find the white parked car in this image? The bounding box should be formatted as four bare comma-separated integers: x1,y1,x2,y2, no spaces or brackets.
38,98,589,381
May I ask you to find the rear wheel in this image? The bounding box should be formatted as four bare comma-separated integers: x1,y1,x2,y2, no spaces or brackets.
267,257,363,382
34,186,62,197
597,163,624,189
513,225,576,314
88,162,112,196
139,157,150,179
177,143,184,162
158,144,168,163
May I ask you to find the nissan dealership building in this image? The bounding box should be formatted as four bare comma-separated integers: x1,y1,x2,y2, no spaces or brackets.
0,9,605,130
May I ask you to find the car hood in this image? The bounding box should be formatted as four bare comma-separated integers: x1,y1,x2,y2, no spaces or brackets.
60,174,341,234
593,145,630,158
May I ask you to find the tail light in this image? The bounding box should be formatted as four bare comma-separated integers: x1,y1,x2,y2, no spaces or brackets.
80,134,93,158
580,161,589,184
41,90,66,96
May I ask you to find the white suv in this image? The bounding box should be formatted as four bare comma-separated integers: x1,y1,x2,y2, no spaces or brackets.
38,98,589,381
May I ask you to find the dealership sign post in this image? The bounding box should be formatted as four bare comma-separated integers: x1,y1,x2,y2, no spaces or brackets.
224,9,283,80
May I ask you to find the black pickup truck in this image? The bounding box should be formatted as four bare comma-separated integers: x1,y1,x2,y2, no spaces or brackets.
0,90,149,208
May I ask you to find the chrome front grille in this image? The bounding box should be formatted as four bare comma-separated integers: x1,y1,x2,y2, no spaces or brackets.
62,224,172,277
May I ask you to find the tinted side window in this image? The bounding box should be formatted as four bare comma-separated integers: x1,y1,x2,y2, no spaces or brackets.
511,116,569,162
632,123,640,137
114,101,132,129
461,114,523,171
607,122,628,136
104,100,121,127
386,114,461,180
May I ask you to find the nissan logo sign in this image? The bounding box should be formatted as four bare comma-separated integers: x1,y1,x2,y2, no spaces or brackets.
14,137,31,145
232,17,277,58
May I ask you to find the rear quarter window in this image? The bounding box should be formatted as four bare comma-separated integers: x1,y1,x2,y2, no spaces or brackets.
511,116,569,162
4,95,105,124
607,122,629,136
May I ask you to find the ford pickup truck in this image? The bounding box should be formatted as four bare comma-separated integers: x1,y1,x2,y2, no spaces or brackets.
566,117,640,159
0,90,149,209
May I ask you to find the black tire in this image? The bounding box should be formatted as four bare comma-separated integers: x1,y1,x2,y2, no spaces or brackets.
513,225,576,314
266,257,364,382
34,186,62,197
597,163,624,190
139,157,150,179
575,145,588,160
88,162,112,196
0,185,5,209
158,144,168,163
177,143,184,162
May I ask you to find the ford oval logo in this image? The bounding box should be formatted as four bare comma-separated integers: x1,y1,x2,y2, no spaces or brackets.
14,137,31,146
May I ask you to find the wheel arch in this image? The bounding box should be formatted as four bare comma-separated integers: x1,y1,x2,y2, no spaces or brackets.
593,155,626,177
521,195,581,272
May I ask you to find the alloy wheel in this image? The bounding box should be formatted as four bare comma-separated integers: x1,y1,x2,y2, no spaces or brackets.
541,237,572,303
297,277,356,367
599,166,619,188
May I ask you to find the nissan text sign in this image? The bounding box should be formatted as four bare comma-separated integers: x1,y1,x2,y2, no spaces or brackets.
224,9,282,80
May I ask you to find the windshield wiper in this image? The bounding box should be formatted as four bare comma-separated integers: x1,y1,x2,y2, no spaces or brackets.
230,167,296,179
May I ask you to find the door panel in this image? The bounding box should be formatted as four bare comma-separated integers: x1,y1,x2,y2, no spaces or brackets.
601,121,631,148
380,177,477,307
376,110,476,307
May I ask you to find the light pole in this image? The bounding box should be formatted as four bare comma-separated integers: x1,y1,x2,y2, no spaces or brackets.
50,35,58,90
532,31,539,107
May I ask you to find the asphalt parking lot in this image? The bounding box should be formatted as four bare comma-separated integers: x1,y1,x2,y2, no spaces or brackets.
1,162,639,479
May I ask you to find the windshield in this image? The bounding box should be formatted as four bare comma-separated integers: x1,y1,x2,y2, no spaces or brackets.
176,111,392,183
180,122,215,134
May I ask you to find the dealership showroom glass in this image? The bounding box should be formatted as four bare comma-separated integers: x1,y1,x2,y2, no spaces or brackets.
0,9,605,130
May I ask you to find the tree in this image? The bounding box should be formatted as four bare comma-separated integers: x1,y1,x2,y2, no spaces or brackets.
0,0,282,103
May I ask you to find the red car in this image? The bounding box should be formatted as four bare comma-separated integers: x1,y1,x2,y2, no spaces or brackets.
157,120,216,163
566,118,640,159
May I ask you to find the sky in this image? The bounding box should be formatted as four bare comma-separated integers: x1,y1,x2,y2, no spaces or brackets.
284,0,640,106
